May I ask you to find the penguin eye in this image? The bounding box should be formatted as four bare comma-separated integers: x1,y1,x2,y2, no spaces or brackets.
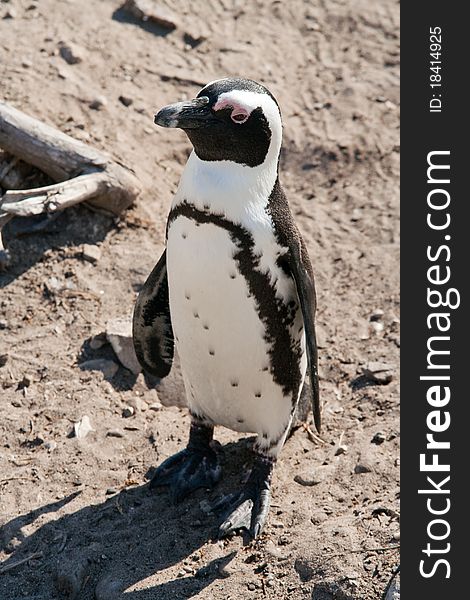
231,109,249,124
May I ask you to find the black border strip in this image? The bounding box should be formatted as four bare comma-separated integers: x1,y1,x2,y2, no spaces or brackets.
401,5,467,596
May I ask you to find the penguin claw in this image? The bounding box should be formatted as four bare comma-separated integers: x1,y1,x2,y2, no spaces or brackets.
218,458,273,539
218,496,252,536
218,487,271,539
149,446,222,503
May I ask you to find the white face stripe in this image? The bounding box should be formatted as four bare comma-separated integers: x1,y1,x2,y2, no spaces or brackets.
213,89,282,140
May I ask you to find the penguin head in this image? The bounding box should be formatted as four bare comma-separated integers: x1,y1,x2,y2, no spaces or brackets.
154,78,282,168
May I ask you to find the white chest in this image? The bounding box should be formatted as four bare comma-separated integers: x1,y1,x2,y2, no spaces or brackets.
166,211,306,443
164,151,307,444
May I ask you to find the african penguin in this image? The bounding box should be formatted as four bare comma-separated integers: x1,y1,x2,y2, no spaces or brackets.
133,77,320,538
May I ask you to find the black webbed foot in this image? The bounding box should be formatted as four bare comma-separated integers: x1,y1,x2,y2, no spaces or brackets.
149,422,222,503
218,453,275,539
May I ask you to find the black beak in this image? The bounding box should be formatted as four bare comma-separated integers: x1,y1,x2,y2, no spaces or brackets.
154,96,213,129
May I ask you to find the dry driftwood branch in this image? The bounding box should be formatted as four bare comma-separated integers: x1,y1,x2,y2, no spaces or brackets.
1,172,111,217
0,101,142,266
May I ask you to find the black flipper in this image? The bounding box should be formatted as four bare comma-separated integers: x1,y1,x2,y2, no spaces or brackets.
286,238,321,433
132,250,174,378
267,178,321,434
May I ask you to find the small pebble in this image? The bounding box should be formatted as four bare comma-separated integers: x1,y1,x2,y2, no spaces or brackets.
122,406,135,418
128,397,146,412
106,316,141,375
355,461,373,474
3,8,16,19
81,243,101,264
119,95,133,107
362,361,395,385
89,96,108,110
372,431,386,445
247,582,256,591
74,415,93,439
351,208,362,222
58,41,85,65
106,487,118,495
265,540,288,560
17,375,31,389
217,562,233,578
146,389,160,401
370,321,384,334
294,473,322,486
123,0,178,30
370,309,384,321
335,444,348,456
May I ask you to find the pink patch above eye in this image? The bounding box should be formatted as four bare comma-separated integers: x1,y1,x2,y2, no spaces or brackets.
213,97,250,123
231,108,249,123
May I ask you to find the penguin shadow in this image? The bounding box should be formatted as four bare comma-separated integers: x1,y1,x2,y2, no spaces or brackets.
0,438,256,599
0,205,114,287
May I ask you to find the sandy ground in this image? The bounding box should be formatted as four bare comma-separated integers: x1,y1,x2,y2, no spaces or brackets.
0,1,400,598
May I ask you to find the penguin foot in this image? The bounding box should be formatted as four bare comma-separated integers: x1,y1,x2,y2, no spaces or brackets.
218,453,275,539
149,422,222,503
